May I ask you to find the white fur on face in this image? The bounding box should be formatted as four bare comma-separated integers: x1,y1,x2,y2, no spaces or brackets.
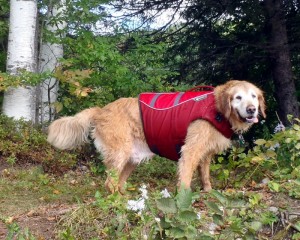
231,87,259,123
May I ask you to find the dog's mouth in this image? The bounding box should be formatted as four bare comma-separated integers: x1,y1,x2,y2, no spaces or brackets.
237,111,258,124
245,116,258,123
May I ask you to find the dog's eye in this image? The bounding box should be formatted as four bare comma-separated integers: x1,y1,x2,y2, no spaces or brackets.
236,96,242,100
252,94,257,98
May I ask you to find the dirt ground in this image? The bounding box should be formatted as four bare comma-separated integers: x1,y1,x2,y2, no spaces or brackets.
0,160,95,239
0,204,74,239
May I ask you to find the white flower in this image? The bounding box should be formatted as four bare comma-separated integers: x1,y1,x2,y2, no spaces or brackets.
139,184,148,199
261,177,270,184
208,222,218,235
127,198,145,212
269,143,280,151
160,188,171,198
274,123,285,133
197,212,201,220
155,217,161,222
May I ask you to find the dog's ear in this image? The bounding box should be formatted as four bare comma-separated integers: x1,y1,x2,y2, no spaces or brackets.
214,83,232,119
223,91,232,119
258,92,266,118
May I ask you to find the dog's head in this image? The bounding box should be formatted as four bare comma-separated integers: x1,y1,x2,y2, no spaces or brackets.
214,80,266,132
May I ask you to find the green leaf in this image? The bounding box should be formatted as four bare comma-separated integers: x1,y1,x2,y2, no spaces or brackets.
185,225,198,239
197,235,215,240
293,124,300,131
166,227,185,238
251,156,264,163
249,193,262,206
254,139,266,145
176,188,193,210
204,201,223,215
160,217,171,229
212,214,224,225
177,210,198,223
248,221,263,232
244,233,256,240
294,221,300,231
285,138,292,144
156,198,177,213
266,150,276,158
210,190,228,205
268,181,280,192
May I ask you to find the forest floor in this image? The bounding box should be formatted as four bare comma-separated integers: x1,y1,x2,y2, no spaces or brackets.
0,158,300,239
0,161,100,239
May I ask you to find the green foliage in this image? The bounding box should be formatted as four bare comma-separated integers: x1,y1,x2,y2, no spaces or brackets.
203,190,278,239
153,188,201,239
2,221,36,240
0,0,9,72
55,32,180,115
212,118,300,198
0,71,51,91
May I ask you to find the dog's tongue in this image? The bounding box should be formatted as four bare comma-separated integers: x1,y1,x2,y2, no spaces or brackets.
246,117,258,123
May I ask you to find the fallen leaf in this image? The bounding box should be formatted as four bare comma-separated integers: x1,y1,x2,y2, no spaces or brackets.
5,216,14,224
27,210,36,217
70,179,77,185
90,181,96,187
53,190,60,195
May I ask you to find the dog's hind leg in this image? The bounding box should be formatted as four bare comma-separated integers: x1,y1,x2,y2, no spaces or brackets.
103,152,132,194
117,161,137,194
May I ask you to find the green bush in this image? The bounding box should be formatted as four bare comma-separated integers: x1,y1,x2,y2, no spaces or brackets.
212,118,300,197
0,114,77,172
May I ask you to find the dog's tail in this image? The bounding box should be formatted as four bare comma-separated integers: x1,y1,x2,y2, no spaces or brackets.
47,107,101,150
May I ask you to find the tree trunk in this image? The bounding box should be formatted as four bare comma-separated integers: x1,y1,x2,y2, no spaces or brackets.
38,0,66,123
264,0,299,125
2,0,38,121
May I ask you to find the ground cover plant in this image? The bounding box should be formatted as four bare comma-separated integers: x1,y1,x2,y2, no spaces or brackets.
0,116,300,239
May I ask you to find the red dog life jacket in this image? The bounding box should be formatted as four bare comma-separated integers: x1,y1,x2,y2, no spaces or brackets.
139,88,234,161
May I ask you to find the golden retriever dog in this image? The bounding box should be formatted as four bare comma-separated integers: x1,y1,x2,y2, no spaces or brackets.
47,80,266,193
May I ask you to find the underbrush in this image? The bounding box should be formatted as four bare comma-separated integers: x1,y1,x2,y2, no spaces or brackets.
1,116,300,239
0,114,89,172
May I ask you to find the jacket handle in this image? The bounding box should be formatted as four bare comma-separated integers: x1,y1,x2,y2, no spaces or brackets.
186,86,214,92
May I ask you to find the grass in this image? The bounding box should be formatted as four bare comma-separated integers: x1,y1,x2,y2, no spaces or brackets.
0,157,179,239
0,165,103,217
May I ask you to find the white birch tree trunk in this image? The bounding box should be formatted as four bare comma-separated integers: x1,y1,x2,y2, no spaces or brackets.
38,0,66,123
2,0,38,121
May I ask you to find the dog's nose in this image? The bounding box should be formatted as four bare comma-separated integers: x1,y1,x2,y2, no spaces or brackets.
246,105,256,114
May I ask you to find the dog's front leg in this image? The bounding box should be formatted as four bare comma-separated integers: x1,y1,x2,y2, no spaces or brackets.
178,121,210,189
198,155,213,191
178,155,200,189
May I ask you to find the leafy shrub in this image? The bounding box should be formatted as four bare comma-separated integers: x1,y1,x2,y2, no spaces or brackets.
54,33,186,115
57,185,288,239
212,118,300,196
0,114,77,172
